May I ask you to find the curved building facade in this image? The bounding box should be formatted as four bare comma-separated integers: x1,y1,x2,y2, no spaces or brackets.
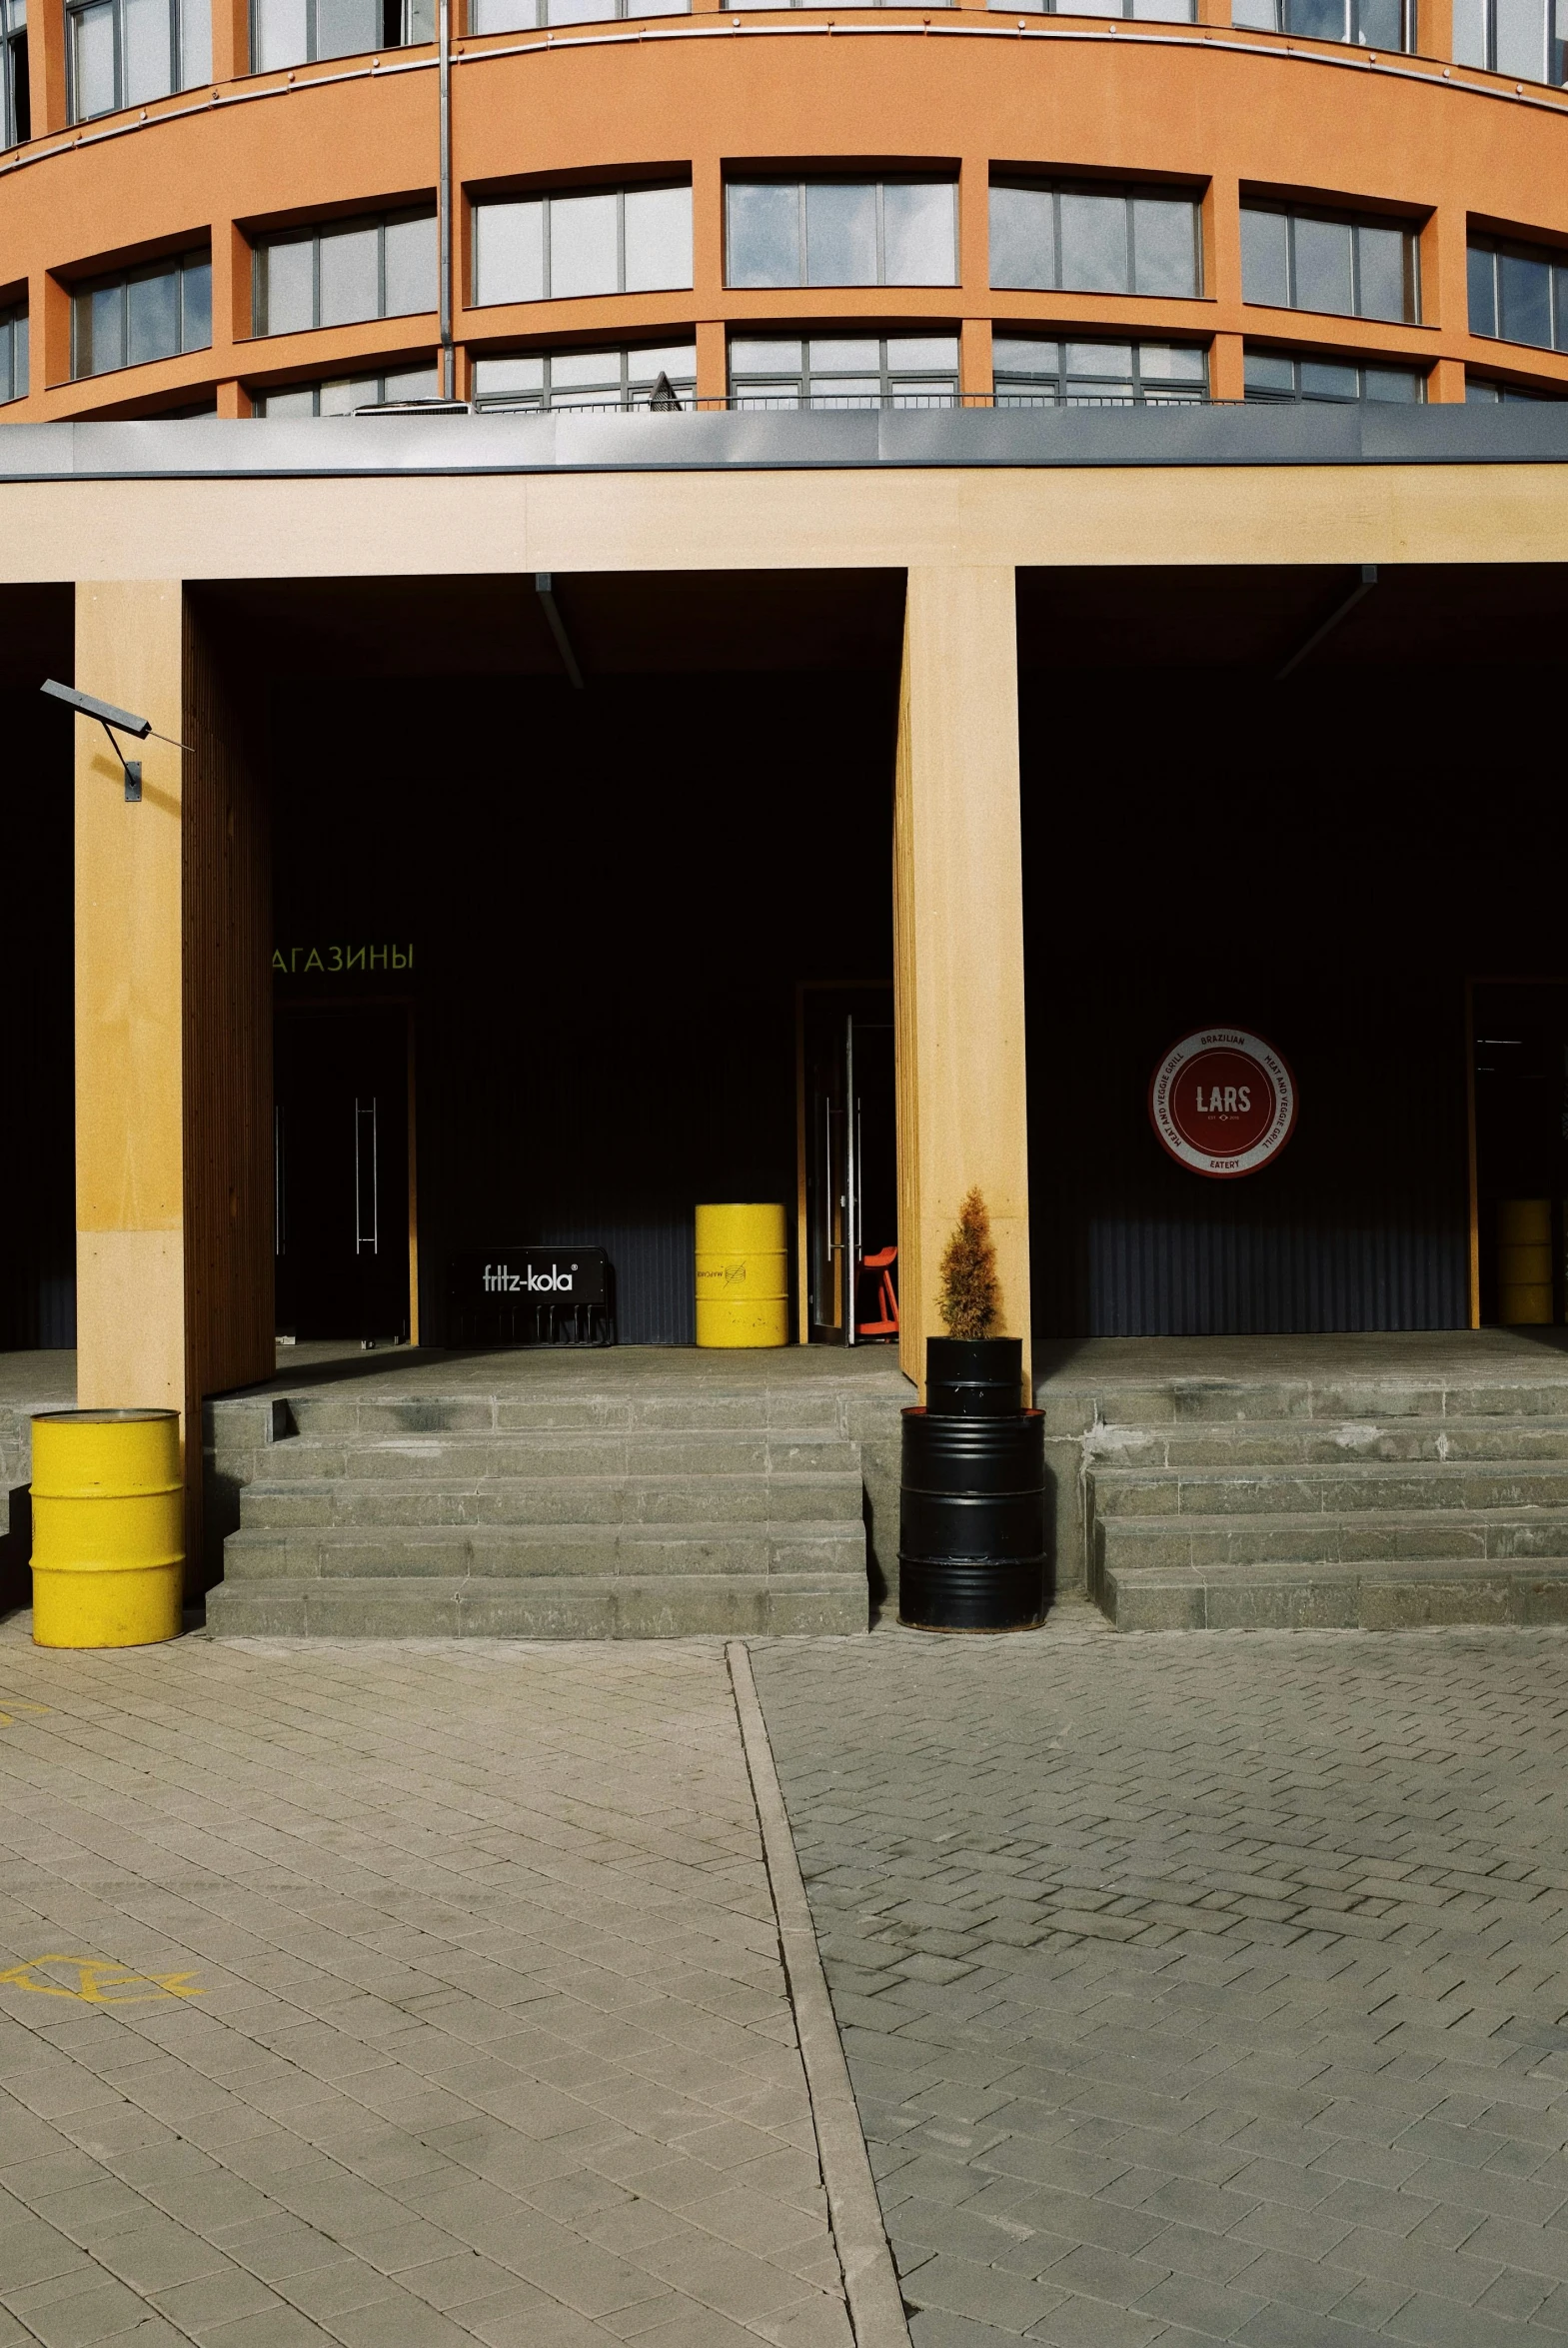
4,0,1568,419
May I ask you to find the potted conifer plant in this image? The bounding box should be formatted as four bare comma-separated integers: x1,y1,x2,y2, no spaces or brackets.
897,1188,1047,1631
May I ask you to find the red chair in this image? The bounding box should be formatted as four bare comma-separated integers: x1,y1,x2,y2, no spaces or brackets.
858,1244,899,1336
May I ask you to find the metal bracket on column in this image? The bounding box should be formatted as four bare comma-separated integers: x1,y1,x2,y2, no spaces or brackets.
1274,566,1378,682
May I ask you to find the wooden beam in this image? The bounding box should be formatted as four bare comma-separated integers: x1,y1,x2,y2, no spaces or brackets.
893,566,1030,1401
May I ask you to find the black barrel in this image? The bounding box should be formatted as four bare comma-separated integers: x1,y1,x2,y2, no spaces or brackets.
924,1335,1024,1417
898,1406,1047,1631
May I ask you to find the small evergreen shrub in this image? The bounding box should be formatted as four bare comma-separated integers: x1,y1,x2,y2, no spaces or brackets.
937,1187,1001,1340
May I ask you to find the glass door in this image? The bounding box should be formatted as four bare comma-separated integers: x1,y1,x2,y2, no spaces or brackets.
800,987,897,1344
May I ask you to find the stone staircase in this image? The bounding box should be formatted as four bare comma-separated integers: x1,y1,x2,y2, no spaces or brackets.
1083,1371,1568,1630
205,1380,871,1636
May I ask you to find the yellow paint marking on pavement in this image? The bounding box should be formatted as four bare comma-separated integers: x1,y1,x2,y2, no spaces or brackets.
0,1700,49,1726
0,1955,204,2004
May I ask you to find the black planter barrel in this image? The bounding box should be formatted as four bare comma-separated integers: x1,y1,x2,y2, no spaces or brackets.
898,1337,1047,1632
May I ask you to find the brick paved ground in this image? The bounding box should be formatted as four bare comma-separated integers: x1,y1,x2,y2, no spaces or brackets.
0,1628,851,2348
754,1615,1568,2348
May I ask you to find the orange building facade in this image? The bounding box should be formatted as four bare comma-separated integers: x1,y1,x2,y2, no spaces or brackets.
4,0,1568,422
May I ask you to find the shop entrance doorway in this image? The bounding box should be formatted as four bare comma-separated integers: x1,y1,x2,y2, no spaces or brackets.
1472,982,1568,1328
274,1005,414,1343
797,986,897,1345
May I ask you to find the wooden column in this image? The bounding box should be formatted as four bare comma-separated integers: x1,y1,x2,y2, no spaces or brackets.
893,567,1031,1400
74,583,272,1591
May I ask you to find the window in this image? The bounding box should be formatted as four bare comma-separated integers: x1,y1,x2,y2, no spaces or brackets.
253,363,437,412
0,301,26,401
471,342,697,408
2,0,28,148
728,334,959,407
989,183,1201,297
255,211,436,335
1243,347,1424,401
68,0,209,119
1466,371,1566,399
71,249,211,377
1241,205,1418,323
994,0,1192,22
252,0,430,72
726,181,956,290
1468,236,1568,352
992,335,1206,403
1453,0,1564,83
1231,0,1413,49
474,185,692,305
471,0,682,25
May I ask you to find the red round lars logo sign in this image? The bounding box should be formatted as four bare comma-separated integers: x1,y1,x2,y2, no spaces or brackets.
1149,1029,1297,1179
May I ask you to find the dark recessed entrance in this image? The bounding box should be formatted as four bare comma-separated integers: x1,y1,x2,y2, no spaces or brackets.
274,1005,412,1344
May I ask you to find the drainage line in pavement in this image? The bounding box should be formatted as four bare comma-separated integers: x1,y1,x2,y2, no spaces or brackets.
726,1639,913,2348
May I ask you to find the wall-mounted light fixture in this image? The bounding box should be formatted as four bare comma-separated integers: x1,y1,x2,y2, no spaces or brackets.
40,678,188,802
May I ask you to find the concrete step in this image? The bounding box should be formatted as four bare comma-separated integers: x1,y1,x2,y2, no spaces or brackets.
1086,1416,1568,1469
222,1520,865,1581
1042,1375,1568,1432
1095,1506,1568,1574
205,1572,867,1638
1090,1460,1568,1517
277,1389,854,1439
253,1431,861,1480
238,1469,865,1529
1098,1557,1568,1633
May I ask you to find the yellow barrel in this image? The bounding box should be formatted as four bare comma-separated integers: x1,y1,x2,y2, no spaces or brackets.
30,1409,184,1648
1498,1197,1554,1326
696,1203,789,1347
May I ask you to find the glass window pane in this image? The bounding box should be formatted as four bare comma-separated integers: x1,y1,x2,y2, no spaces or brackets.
1356,0,1402,45
889,379,955,402
71,1,116,119
318,224,378,324
989,184,1054,290
729,338,802,372
804,182,877,285
886,335,960,371
262,236,314,333
127,265,179,364
1363,364,1421,400
1240,207,1289,306
1131,197,1197,296
89,282,124,373
12,313,28,397
1494,0,1547,76
1467,243,1497,336
1230,0,1278,22
257,384,316,414
181,255,210,348
319,374,377,413
315,0,377,54
469,0,534,22
628,343,697,384
1244,349,1296,394
1064,339,1133,380
809,376,879,403
993,334,1056,375
475,201,544,305
384,212,436,315
808,338,880,371
1059,192,1129,292
882,181,955,285
1465,376,1501,401
549,348,619,387
253,0,307,66
1451,0,1486,55
1298,357,1358,398
727,183,798,288
1285,0,1346,35
1356,223,1408,321
1130,0,1193,19
179,0,210,83
1139,342,1205,379
548,0,613,16
1499,248,1552,345
123,0,172,100
549,191,619,297
1556,264,1568,350
1293,214,1354,313
624,184,692,292
472,353,546,395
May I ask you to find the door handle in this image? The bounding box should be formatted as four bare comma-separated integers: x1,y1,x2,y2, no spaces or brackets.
355,1098,379,1254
